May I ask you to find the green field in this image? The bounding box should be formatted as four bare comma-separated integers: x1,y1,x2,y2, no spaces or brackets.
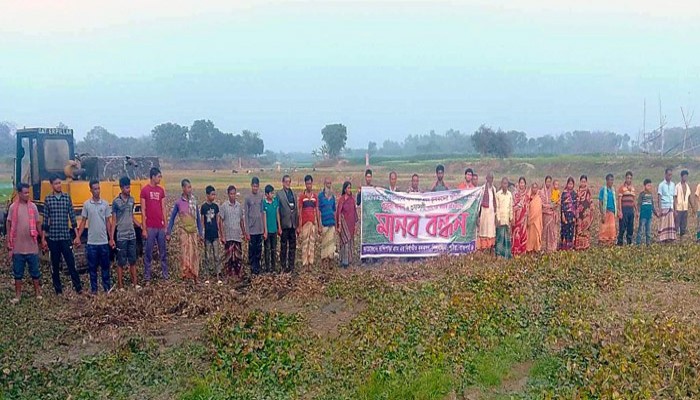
2,156,700,399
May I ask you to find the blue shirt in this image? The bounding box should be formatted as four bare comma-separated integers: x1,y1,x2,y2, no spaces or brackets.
658,180,676,210
318,191,336,227
598,187,616,213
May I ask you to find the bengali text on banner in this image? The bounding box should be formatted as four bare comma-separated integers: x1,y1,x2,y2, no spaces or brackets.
360,186,484,258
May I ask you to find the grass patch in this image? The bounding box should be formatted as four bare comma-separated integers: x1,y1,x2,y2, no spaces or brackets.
356,366,453,400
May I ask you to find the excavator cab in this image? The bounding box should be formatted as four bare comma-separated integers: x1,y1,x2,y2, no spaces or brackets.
14,127,75,201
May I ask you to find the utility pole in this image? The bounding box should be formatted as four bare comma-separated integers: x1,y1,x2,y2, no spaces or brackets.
659,96,665,155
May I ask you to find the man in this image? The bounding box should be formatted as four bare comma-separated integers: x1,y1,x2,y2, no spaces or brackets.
616,171,636,245
658,168,677,243
494,177,514,259
220,185,246,279
75,180,113,294
318,177,336,265
407,174,422,193
42,174,83,295
356,169,373,206
7,183,42,303
298,175,321,267
477,172,497,252
431,164,449,191
676,170,692,237
111,177,141,290
598,174,617,246
458,168,475,189
277,175,298,273
140,167,168,283
245,177,264,275
388,171,399,192
473,173,480,187
201,185,222,284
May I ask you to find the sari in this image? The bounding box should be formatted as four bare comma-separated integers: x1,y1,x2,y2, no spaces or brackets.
337,195,357,267
559,189,577,250
511,189,528,256
527,193,543,252
574,186,593,250
599,186,617,246
541,187,558,252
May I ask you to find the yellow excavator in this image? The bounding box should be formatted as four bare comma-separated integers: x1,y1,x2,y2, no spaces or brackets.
8,127,160,266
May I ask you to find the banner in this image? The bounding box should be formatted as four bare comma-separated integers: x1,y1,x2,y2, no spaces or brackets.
360,186,484,258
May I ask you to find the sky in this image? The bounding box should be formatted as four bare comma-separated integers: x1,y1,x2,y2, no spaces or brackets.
2,0,700,152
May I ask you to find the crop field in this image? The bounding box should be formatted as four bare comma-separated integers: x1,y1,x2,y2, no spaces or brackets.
2,156,700,399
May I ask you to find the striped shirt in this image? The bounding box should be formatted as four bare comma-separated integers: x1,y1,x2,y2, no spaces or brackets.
42,192,77,241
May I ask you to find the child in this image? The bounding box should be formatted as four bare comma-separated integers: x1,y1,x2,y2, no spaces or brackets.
167,179,203,283
636,178,656,245
262,184,281,273
201,185,222,284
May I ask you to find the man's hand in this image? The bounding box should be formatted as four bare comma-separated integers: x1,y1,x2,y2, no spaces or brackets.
142,229,148,239
220,237,226,245
109,239,116,249
263,232,268,240
166,234,171,242
277,229,282,237
245,233,251,242
41,239,48,252
73,238,81,248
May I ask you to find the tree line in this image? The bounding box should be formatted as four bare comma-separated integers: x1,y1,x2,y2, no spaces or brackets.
369,125,634,158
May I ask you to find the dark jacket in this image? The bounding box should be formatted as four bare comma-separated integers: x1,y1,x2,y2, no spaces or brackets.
277,188,298,229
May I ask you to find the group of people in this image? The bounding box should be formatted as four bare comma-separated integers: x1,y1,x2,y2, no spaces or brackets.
4,164,698,303
471,167,697,259
4,167,361,303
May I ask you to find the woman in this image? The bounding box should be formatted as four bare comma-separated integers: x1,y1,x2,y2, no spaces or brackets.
574,175,593,250
527,183,543,253
559,177,577,250
318,177,337,265
541,176,557,252
511,177,528,256
166,179,203,283
599,173,617,246
336,181,358,268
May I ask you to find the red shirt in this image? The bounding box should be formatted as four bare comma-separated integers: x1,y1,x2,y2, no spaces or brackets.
299,192,318,225
140,184,166,229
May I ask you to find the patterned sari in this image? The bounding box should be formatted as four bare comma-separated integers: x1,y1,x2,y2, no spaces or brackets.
337,194,357,267
574,186,592,250
511,189,528,256
559,189,577,250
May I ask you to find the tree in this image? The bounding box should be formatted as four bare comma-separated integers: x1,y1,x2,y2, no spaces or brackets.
367,141,377,156
0,121,16,156
152,122,189,158
241,130,264,156
471,125,513,158
321,124,347,158
80,126,120,155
